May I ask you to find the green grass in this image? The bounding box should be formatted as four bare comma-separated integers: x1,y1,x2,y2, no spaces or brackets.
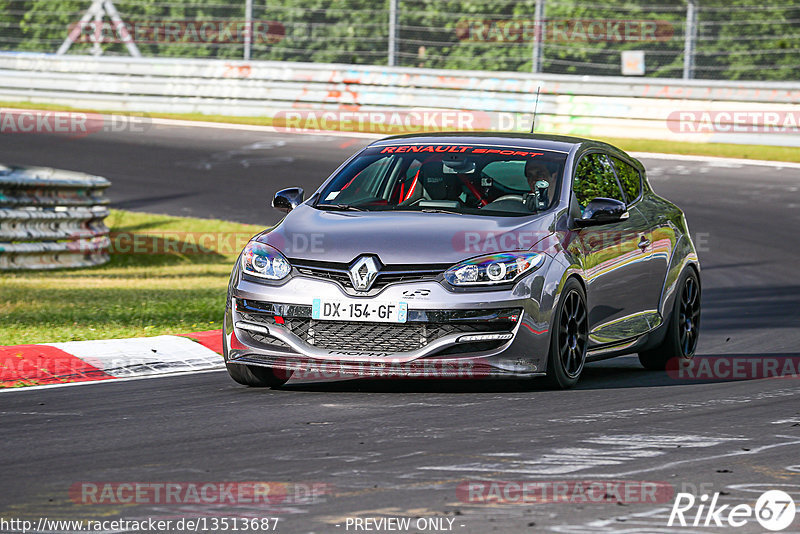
592,136,800,163
0,210,263,345
3,100,799,164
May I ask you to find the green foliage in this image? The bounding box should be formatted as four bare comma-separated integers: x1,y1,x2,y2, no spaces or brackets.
609,156,641,204
12,0,248,57
0,0,797,80
573,154,624,208
692,0,800,80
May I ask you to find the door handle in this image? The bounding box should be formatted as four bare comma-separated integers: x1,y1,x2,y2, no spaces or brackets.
638,235,651,251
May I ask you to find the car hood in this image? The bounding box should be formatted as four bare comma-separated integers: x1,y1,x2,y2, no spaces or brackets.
258,204,556,265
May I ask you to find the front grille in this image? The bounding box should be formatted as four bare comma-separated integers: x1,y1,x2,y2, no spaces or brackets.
246,331,291,349
237,314,293,350
236,302,520,355
298,320,492,352
239,311,514,354
291,259,447,294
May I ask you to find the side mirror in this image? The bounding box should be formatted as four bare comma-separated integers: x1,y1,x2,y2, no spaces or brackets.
575,197,628,227
272,187,304,213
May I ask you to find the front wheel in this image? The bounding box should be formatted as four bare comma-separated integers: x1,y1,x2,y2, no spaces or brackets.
226,362,291,388
545,278,588,389
638,268,701,370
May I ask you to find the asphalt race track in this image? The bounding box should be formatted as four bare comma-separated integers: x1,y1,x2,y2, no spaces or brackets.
2,124,800,533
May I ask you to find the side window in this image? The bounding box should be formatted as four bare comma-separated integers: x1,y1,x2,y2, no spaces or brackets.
610,156,642,204
572,153,624,209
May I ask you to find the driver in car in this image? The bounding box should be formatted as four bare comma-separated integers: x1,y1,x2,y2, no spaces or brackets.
525,160,557,211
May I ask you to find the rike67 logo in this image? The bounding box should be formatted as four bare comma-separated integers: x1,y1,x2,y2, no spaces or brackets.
668,490,796,531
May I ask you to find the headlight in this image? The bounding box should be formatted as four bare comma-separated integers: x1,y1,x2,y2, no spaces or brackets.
241,241,292,280
444,252,544,286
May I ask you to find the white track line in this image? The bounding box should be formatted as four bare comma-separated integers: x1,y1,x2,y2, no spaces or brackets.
149,117,382,139
5,108,796,167
148,117,799,168
629,151,800,169
7,108,793,167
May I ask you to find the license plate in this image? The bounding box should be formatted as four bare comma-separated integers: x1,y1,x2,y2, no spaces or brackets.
312,299,408,323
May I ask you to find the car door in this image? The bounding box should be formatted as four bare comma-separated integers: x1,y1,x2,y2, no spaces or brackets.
571,152,655,345
608,155,669,328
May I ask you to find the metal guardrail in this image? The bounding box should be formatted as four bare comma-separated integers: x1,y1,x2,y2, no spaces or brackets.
0,53,798,147
0,165,111,270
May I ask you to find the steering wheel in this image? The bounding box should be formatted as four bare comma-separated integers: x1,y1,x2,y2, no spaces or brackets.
492,194,524,203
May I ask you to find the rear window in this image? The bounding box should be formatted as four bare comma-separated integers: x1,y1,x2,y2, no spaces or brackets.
317,144,568,217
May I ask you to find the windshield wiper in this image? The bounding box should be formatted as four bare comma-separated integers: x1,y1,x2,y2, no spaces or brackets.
419,208,464,215
391,206,465,215
315,203,367,211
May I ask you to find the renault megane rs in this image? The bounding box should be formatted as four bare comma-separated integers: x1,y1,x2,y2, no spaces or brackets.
222,133,701,388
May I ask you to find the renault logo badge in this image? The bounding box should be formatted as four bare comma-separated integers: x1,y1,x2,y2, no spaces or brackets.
349,256,381,291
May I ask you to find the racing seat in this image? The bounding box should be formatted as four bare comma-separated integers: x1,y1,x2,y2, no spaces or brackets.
420,162,462,204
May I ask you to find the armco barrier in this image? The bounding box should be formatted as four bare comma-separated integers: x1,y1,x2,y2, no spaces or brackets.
0,53,798,146
0,165,111,270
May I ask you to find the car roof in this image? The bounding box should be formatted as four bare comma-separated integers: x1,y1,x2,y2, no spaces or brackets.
368,131,620,154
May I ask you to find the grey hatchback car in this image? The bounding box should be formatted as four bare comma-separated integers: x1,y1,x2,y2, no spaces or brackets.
223,133,701,388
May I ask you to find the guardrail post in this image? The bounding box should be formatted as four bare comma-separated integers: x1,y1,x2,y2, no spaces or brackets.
683,0,698,80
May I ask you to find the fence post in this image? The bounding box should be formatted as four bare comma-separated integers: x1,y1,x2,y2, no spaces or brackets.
683,0,698,79
388,0,398,67
244,0,253,60
531,0,545,73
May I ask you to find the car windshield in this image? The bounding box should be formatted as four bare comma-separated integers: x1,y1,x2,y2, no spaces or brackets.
315,143,567,217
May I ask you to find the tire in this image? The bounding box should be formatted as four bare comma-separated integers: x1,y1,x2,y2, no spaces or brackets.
638,268,701,370
225,362,291,388
545,278,588,389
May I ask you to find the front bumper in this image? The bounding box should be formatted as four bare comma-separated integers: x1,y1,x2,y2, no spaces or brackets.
224,270,553,379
